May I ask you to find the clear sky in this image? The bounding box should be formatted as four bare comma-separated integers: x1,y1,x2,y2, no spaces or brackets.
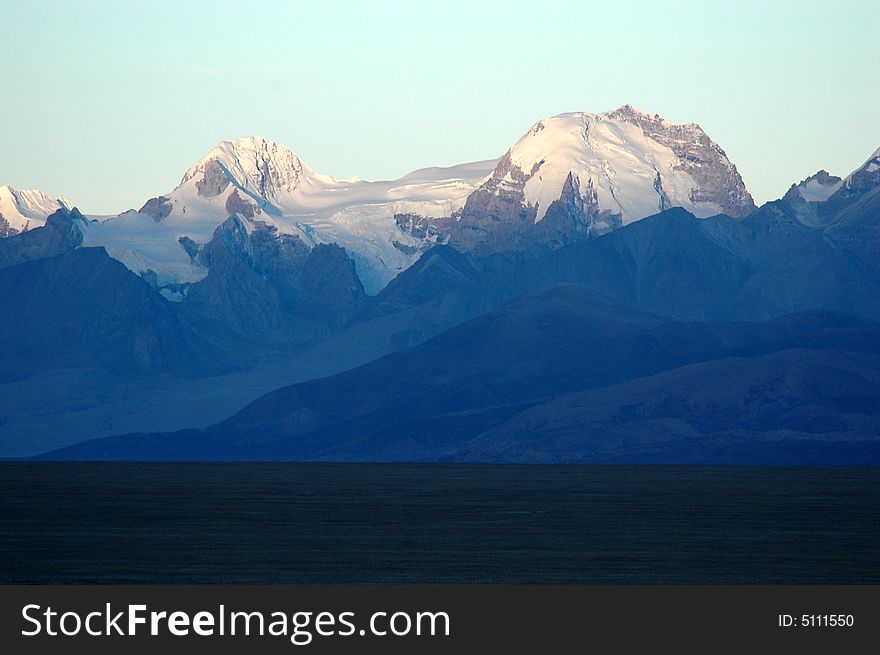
1,0,877,214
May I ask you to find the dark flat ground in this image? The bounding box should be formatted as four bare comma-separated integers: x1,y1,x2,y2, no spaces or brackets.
0,463,877,584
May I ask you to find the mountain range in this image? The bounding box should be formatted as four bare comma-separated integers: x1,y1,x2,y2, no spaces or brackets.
4,106,753,296
2,106,879,463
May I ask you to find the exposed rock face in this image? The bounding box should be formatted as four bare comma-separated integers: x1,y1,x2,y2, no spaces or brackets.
196,215,307,273
447,152,540,254
394,212,447,242
186,215,366,339
196,159,230,198
653,171,671,212
224,189,259,219
238,140,305,202
783,170,843,205
447,158,623,254
138,196,173,222
807,169,843,188
392,240,420,255
0,213,18,238
177,236,200,262
535,173,602,248
607,105,757,218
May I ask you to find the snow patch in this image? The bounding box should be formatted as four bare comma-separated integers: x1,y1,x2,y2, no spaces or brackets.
797,178,843,203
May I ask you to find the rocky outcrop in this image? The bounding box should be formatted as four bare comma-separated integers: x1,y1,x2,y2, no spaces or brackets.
0,213,18,238
447,160,620,255
224,189,259,218
447,152,540,254
185,215,366,340
177,235,200,262
394,212,447,242
608,105,756,217
534,173,603,248
196,159,230,197
782,170,843,205
138,196,173,222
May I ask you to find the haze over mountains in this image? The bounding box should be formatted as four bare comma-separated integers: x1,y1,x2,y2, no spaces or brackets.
2,106,879,463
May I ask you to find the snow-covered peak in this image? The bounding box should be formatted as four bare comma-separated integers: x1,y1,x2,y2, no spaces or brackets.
180,136,326,204
0,185,71,235
495,107,755,224
81,134,497,294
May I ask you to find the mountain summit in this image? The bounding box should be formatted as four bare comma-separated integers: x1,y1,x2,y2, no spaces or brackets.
179,136,326,208
0,185,71,236
446,106,755,253
78,137,495,294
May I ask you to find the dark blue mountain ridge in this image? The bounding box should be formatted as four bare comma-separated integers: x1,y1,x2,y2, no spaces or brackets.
363,198,880,335
0,206,369,380
40,286,880,463
179,214,366,343
0,246,223,381
362,148,880,337
0,206,84,269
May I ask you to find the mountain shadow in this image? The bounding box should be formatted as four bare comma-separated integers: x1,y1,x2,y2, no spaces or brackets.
42,286,880,463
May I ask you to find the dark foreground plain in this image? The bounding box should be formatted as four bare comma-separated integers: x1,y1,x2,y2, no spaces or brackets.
1,463,877,584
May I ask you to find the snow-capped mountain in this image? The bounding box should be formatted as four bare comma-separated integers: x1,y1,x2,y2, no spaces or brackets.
20,107,758,294
79,136,496,294
0,185,71,236
445,106,756,253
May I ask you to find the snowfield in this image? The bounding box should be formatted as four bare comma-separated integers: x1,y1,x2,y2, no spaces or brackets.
80,137,497,294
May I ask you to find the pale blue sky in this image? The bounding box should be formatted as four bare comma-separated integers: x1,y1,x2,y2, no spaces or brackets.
1,0,877,213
